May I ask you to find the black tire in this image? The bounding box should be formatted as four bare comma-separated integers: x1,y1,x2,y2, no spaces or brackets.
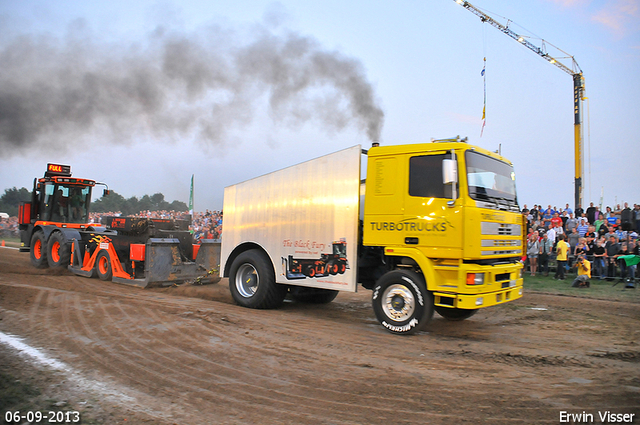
434,306,478,321
372,269,433,335
307,266,316,278
229,249,287,309
95,250,113,281
338,261,346,274
29,230,49,269
289,287,339,304
47,232,71,269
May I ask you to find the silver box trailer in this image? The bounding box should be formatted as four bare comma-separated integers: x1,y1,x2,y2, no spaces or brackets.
221,145,361,308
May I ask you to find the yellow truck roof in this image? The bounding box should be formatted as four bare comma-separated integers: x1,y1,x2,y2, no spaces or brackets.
367,142,513,166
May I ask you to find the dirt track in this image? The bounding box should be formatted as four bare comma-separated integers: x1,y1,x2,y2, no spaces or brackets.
0,247,639,424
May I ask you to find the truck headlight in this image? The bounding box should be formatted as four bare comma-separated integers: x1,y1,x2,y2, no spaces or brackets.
466,273,485,285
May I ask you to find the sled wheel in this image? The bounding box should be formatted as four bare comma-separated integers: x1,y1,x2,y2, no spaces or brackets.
372,269,433,335
95,250,113,281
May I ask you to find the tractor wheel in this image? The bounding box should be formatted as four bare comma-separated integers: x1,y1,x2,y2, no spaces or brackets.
289,287,339,304
327,261,338,275
338,261,346,274
372,269,433,335
229,249,287,309
434,306,478,321
29,230,49,269
95,250,113,281
47,232,71,269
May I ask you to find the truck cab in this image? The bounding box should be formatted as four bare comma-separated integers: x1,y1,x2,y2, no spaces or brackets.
363,140,523,332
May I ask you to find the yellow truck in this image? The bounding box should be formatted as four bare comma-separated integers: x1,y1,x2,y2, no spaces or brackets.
221,139,524,335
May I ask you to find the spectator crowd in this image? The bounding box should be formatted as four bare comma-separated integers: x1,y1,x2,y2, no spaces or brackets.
523,202,640,287
88,210,223,241
1,210,223,242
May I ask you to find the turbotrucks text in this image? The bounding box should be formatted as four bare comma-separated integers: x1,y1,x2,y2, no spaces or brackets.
221,140,524,335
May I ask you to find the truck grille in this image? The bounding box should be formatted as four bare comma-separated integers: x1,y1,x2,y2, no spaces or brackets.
481,249,521,256
481,222,521,236
495,272,510,282
481,240,521,247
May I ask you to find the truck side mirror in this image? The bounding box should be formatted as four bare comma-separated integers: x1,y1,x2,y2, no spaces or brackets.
442,159,457,184
443,159,458,206
103,189,110,196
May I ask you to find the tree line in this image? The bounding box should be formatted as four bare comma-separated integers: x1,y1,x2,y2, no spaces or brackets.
0,187,188,217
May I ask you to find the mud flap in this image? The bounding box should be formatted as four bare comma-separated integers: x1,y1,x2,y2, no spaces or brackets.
143,238,221,288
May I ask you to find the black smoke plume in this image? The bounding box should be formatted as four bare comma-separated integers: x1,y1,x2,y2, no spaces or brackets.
0,20,384,157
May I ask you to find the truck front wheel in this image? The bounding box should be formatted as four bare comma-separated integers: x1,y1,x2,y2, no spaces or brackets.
229,249,287,309
30,230,49,269
435,306,478,321
372,270,433,335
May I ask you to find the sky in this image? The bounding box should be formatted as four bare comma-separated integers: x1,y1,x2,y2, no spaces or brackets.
1,0,639,212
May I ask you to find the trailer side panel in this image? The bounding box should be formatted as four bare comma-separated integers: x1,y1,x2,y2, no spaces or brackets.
221,145,361,292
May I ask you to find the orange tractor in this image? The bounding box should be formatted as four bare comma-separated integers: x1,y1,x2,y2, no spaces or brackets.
19,164,219,287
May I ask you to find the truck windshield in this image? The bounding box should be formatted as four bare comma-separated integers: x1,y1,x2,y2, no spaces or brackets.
465,151,517,204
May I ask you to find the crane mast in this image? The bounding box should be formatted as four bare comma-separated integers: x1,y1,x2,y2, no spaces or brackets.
453,0,585,210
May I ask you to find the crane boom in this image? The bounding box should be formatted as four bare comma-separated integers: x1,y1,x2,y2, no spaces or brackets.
453,0,585,210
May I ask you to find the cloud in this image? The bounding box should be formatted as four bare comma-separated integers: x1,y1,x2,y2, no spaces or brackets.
546,0,585,6
591,0,640,38
547,0,640,38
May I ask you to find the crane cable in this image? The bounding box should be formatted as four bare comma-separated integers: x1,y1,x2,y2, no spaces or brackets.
586,96,591,204
481,57,486,137
481,24,487,137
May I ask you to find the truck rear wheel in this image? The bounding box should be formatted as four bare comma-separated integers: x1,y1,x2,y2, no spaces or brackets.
229,249,287,309
30,230,49,269
289,287,339,304
434,306,478,321
372,269,433,335
47,232,71,269
95,250,113,281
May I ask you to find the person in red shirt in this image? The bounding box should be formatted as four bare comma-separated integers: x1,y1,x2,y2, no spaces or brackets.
550,212,563,229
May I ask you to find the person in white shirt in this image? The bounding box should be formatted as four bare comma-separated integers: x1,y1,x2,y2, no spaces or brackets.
546,226,557,245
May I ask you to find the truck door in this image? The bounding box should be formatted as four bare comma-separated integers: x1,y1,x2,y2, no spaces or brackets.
403,152,463,258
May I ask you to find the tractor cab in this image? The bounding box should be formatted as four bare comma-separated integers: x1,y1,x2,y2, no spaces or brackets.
332,239,347,258
19,163,108,267
38,179,93,224
28,164,96,225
